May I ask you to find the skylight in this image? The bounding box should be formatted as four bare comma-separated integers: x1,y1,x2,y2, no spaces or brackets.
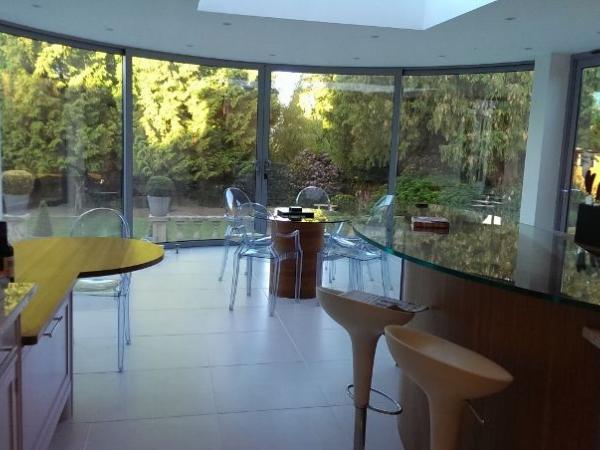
197,0,497,30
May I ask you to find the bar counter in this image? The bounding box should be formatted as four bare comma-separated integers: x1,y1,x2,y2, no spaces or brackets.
353,206,600,450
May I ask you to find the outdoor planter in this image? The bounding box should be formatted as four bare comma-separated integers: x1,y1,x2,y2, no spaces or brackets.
146,175,174,217
2,169,34,215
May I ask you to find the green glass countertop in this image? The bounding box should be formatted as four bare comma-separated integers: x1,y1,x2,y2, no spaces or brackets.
352,206,600,311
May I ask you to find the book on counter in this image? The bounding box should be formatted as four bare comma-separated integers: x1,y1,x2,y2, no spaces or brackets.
411,216,450,233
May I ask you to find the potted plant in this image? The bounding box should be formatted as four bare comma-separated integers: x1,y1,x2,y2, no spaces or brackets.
146,175,174,217
575,170,600,251
2,169,34,214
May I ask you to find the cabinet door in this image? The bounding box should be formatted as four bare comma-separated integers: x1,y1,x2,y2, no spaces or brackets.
0,353,19,450
21,298,71,450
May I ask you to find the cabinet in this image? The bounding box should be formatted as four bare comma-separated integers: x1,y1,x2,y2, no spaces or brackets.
21,295,72,450
0,350,19,450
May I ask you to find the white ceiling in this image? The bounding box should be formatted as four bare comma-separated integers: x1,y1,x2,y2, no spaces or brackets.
0,0,599,67
197,0,498,30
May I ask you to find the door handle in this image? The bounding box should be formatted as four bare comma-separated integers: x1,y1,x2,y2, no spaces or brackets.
43,316,63,338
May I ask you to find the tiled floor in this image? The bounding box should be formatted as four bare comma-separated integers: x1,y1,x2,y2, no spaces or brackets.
50,246,406,450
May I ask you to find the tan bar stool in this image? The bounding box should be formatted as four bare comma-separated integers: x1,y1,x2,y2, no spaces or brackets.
316,287,425,450
384,325,513,450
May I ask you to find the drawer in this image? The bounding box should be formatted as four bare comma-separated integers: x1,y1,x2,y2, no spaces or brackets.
21,298,71,450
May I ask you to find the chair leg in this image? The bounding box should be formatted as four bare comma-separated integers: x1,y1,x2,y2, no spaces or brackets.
381,253,393,292
218,227,233,282
117,295,126,372
366,262,375,282
269,259,281,316
294,252,303,303
229,250,242,311
246,257,253,296
356,261,365,291
124,290,132,345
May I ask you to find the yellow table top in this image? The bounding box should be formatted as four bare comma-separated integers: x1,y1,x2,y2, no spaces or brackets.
15,237,164,344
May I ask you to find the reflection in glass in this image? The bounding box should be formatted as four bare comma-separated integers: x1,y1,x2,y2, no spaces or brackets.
398,72,533,221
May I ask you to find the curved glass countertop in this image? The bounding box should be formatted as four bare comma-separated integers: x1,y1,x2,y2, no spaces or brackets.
352,206,600,312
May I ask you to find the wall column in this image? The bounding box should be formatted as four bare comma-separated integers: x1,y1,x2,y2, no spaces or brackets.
519,53,571,230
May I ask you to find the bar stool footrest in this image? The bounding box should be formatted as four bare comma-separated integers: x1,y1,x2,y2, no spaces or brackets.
346,384,403,415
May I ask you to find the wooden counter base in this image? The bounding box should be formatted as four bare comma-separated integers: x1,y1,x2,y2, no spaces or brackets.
398,261,600,450
271,221,325,299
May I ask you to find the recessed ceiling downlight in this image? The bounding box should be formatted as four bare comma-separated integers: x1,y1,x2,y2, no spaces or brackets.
198,0,498,30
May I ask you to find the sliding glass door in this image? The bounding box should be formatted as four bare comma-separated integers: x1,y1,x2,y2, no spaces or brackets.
562,64,600,229
267,71,394,214
131,57,258,242
0,31,122,240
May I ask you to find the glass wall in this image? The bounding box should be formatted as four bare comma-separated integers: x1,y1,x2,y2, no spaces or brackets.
269,72,394,215
0,27,539,243
397,71,533,221
0,32,122,241
132,57,258,242
566,66,600,228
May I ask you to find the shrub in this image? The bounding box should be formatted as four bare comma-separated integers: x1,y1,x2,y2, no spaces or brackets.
3,170,34,195
288,149,340,197
331,193,358,214
395,176,440,205
33,200,53,237
146,176,174,197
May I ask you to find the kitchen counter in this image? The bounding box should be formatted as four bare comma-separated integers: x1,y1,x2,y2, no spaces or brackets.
0,282,36,336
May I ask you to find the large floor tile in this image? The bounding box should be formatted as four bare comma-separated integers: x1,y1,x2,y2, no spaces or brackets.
218,407,351,450
130,287,269,310
287,327,353,362
206,329,301,366
73,367,216,421
86,415,222,450
74,334,212,373
210,362,328,413
48,422,90,450
332,404,405,450
132,307,283,336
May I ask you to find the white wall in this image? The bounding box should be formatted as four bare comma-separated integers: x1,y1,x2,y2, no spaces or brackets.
519,53,572,231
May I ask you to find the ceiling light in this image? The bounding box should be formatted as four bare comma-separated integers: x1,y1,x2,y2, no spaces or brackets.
438,54,446,58
524,47,533,51
222,21,232,26
353,57,360,60
31,3,42,8
186,44,195,48
105,27,115,32
269,53,276,57
370,35,380,39
504,17,516,21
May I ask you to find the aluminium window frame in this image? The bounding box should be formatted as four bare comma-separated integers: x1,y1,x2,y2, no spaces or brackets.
0,19,535,246
555,51,600,231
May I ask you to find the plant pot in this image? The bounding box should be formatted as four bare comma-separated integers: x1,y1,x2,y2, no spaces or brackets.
3,193,29,215
147,195,170,217
575,203,600,248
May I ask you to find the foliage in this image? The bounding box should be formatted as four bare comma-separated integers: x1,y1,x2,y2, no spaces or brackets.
2,169,34,195
288,149,340,197
395,176,440,205
32,200,53,236
146,176,174,197
331,193,358,214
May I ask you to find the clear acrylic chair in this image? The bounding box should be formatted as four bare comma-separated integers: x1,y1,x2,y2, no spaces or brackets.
70,208,132,372
295,186,331,209
323,195,394,294
229,203,303,316
218,187,252,281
